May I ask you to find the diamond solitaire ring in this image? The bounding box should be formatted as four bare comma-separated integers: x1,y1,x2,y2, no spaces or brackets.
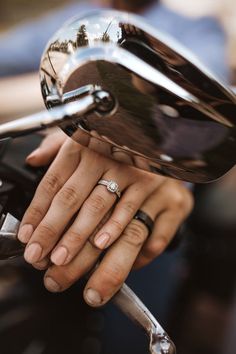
97,179,121,198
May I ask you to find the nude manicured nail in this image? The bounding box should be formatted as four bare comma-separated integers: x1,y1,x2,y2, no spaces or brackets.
94,233,110,249
44,277,61,293
24,243,42,264
85,288,102,306
26,148,40,162
18,224,34,243
51,246,68,265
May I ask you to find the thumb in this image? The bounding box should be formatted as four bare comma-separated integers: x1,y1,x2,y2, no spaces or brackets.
26,130,67,167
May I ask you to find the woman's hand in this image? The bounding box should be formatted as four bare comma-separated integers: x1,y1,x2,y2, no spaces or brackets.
19,131,193,306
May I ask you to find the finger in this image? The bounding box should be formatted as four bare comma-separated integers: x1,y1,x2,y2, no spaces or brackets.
44,240,102,293
26,130,67,166
133,181,193,269
134,209,188,269
50,166,131,266
23,149,105,265
84,219,149,307
92,177,164,250
32,257,51,271
18,139,82,243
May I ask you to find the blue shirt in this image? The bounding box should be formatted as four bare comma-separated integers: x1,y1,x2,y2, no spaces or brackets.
0,1,229,80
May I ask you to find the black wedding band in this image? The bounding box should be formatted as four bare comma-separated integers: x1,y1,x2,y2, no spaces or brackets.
134,210,154,237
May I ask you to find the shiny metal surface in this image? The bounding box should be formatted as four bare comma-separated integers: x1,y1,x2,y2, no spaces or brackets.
0,87,116,139
114,283,176,354
0,213,24,260
0,9,236,182
39,9,236,183
0,212,175,354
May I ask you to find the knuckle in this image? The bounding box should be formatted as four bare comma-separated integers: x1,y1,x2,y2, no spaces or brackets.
56,185,79,209
122,201,137,216
52,266,78,287
27,204,44,221
63,267,79,285
63,229,84,249
155,235,169,252
64,261,90,286
122,221,147,248
85,194,107,215
172,190,187,209
100,264,124,288
41,172,61,194
172,188,194,214
39,222,58,240
144,237,168,259
109,218,124,234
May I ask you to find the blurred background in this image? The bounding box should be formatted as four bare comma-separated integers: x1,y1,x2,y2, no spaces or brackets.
1,0,236,75
0,0,67,30
0,1,236,354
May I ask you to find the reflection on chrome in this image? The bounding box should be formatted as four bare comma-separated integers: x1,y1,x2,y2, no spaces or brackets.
1,9,236,183
38,9,236,182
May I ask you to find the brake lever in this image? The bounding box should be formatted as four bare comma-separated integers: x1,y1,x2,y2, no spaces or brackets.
0,213,176,354
113,283,176,354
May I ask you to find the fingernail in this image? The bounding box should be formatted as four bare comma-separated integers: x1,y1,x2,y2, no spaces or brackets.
24,243,42,264
44,277,61,293
85,288,102,306
18,224,34,243
26,148,40,162
94,233,110,249
51,246,68,266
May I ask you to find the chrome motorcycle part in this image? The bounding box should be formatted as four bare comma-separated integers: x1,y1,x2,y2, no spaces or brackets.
0,87,116,139
114,283,176,354
39,9,236,183
0,9,236,183
0,213,24,260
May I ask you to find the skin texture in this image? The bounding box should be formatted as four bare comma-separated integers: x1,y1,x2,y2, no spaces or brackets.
19,130,193,307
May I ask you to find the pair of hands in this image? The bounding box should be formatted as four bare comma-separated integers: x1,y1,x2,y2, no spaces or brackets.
18,130,193,307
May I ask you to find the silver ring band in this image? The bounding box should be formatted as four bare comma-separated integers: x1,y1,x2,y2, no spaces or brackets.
97,179,121,198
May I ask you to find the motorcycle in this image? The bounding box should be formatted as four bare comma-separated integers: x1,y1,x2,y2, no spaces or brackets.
0,9,236,354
